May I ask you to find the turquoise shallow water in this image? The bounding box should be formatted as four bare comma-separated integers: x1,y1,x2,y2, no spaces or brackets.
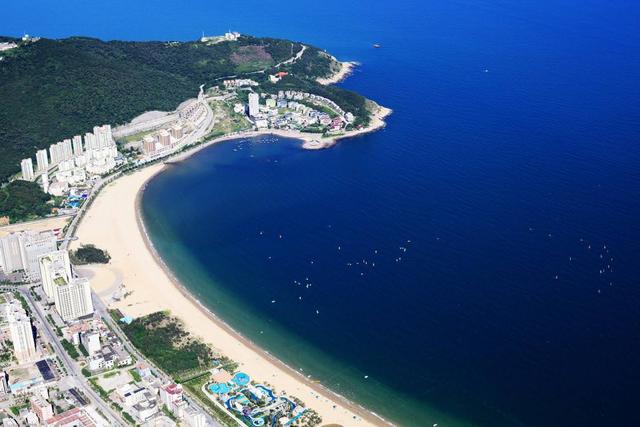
7,0,640,425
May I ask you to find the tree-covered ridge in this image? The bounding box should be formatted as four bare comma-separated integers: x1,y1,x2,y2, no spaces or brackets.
0,180,52,222
0,35,363,181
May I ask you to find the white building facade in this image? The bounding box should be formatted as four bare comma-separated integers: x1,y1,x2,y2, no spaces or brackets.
21,158,34,181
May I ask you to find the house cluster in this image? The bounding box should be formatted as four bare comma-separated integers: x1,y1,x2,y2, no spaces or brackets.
107,370,206,426
19,124,122,196
243,90,355,133
62,318,132,373
0,291,109,427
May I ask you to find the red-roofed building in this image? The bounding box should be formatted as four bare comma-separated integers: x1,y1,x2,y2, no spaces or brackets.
160,383,183,407
44,408,97,427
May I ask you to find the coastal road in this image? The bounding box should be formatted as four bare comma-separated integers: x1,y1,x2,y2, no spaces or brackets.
58,93,220,426
274,44,307,67
13,287,125,426
112,112,178,139
213,43,307,82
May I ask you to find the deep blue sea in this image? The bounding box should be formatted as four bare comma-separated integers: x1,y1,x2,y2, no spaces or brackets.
6,1,640,425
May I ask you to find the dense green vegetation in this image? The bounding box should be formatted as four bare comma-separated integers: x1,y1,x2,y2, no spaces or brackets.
0,35,364,181
279,46,338,79
61,338,80,360
70,244,111,265
120,311,213,376
129,368,142,383
0,180,52,222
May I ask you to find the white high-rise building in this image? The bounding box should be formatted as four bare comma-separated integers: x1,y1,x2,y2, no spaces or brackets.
49,142,64,165
62,139,73,160
53,277,94,321
93,125,113,149
0,233,23,273
248,92,260,117
84,132,97,152
41,173,49,194
0,231,56,279
21,231,57,280
39,249,93,320
21,158,34,181
72,135,83,156
36,149,49,172
8,310,36,363
39,250,72,299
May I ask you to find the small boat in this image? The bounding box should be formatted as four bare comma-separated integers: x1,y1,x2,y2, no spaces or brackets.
373,43,381,48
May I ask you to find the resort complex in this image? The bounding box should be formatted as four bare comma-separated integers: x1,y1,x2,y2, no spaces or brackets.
0,29,390,427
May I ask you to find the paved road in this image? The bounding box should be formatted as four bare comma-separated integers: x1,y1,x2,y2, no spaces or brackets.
53,92,220,426
213,43,308,82
274,44,306,68
8,287,125,426
112,113,178,139
91,293,222,427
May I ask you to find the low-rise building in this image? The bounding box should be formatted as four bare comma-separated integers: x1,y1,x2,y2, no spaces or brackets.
44,407,98,427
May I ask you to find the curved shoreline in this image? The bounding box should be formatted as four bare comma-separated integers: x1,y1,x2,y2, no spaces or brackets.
317,60,357,85
161,104,392,159
73,130,396,427
134,163,392,426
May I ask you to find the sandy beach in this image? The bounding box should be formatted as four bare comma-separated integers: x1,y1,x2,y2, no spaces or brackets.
72,154,389,426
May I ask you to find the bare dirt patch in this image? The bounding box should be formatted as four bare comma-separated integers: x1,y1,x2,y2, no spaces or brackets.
230,45,272,65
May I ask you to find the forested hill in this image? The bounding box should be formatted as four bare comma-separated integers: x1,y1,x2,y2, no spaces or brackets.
0,35,367,181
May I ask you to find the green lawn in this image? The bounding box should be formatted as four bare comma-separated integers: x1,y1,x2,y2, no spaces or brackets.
129,368,141,383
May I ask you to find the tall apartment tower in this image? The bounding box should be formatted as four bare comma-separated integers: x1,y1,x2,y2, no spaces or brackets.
84,132,96,152
0,231,57,279
8,312,37,363
248,92,260,117
39,250,73,299
53,277,94,321
49,142,63,165
0,232,23,273
142,135,156,153
61,139,73,160
39,249,93,320
36,149,49,172
158,129,171,147
72,135,84,156
21,158,34,181
41,172,49,194
21,231,57,280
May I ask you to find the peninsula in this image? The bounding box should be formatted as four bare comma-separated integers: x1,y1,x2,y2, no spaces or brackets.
0,32,391,427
